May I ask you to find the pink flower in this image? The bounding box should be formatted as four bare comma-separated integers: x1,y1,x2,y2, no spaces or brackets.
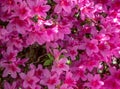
13,1,30,20
4,52,17,62
98,43,111,60
0,28,9,41
86,39,99,56
52,49,67,60
78,0,95,20
60,84,75,89
110,68,120,84
6,17,28,34
53,23,71,40
66,47,78,60
2,62,21,78
20,70,39,89
103,76,120,89
34,64,43,79
6,35,23,51
15,58,28,67
44,29,55,42
27,0,50,18
60,72,77,89
1,0,16,13
4,81,17,89
52,58,69,75
47,74,60,89
23,84,41,89
72,66,86,81
83,57,99,71
26,31,46,45
94,0,109,4
40,69,60,89
54,0,72,13
64,72,76,87
112,1,120,10
85,74,104,89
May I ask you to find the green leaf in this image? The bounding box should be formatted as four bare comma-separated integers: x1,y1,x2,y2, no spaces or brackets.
43,53,54,66
59,54,64,59
44,59,53,66
47,53,54,60
48,0,52,4
67,59,72,65
31,15,38,23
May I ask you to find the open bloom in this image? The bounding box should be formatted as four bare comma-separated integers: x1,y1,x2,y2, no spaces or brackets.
40,69,60,89
103,76,120,89
86,39,99,56
13,1,30,20
27,0,50,18
20,70,39,89
1,0,16,12
52,58,69,75
64,72,76,87
85,74,104,89
54,0,72,13
4,81,17,89
2,62,21,78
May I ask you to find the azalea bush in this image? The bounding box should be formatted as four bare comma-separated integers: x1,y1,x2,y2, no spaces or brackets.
0,0,120,89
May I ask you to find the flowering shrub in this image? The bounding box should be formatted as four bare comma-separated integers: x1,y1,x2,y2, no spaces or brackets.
1,0,120,89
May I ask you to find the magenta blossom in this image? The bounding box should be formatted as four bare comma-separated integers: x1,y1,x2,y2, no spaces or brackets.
4,81,17,89
40,69,60,89
27,0,50,18
85,74,104,89
54,0,72,14
86,39,99,56
13,1,30,20
2,62,21,78
64,72,76,87
52,58,69,75
20,70,39,89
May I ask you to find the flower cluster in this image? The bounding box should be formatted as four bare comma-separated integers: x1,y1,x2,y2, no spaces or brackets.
1,0,120,89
